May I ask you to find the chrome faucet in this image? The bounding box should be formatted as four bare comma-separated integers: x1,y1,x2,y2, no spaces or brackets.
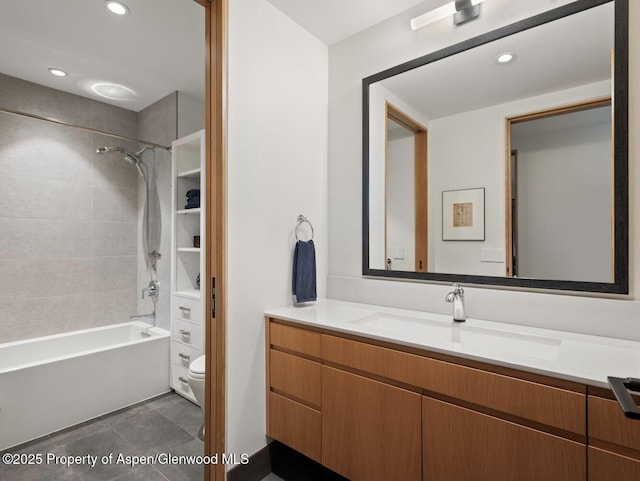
445,284,466,322
130,280,159,327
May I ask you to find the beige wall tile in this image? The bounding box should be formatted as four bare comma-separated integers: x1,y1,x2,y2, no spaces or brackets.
92,221,137,257
0,219,92,258
0,175,93,220
0,295,90,344
92,256,137,292
91,289,137,327
0,258,92,299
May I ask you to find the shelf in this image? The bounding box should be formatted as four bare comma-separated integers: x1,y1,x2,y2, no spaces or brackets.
174,289,201,300
177,208,201,215
177,168,201,178
178,247,201,253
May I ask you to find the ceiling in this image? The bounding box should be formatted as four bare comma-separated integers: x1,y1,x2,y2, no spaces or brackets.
379,2,613,120
0,0,205,112
267,0,433,45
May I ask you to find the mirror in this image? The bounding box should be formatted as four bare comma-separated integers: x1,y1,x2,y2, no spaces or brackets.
363,0,628,294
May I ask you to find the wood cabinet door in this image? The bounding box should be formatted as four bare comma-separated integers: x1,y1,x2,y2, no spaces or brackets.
423,397,586,481
589,446,640,481
321,366,421,481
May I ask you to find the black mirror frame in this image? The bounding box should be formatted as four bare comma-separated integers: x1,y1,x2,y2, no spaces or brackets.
362,0,628,294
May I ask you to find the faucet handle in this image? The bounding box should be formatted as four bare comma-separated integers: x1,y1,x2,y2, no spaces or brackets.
452,283,464,295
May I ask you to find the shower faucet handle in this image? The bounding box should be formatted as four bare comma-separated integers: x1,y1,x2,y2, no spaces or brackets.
142,280,159,300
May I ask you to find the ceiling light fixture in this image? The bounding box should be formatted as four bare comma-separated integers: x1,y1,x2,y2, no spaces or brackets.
411,0,485,30
48,68,68,77
90,82,137,101
105,1,130,16
496,52,515,64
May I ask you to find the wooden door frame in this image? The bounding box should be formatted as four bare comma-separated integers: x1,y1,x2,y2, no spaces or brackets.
384,103,428,272
198,0,226,480
504,97,612,278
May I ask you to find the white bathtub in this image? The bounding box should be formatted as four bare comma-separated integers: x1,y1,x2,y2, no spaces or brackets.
0,321,170,450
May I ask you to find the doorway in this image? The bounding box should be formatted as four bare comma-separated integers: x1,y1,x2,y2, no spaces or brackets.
505,98,612,282
385,103,428,272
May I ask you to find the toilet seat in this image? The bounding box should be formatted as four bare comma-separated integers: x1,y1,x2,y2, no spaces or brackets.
188,355,206,379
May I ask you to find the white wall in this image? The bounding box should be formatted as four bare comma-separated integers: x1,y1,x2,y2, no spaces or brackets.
227,0,328,459
428,81,610,276
327,0,640,341
514,114,612,282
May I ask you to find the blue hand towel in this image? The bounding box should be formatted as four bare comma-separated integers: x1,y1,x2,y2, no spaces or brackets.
292,240,316,303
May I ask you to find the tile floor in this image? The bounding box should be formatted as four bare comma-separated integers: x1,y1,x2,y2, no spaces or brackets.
0,392,204,481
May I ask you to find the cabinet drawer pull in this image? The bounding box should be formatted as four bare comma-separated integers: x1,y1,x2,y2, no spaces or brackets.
608,376,640,420
178,353,191,362
179,329,191,340
178,376,189,384
179,306,191,314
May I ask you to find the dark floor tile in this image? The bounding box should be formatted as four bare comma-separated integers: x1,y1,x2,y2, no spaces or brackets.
0,461,84,481
146,393,203,439
154,438,204,481
261,475,285,481
0,440,83,481
112,465,169,481
111,409,194,456
102,403,156,427
62,428,134,481
49,418,109,447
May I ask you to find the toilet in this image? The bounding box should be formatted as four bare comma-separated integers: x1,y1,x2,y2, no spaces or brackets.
187,355,206,411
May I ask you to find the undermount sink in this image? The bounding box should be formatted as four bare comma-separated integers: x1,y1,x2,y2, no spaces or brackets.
350,313,561,361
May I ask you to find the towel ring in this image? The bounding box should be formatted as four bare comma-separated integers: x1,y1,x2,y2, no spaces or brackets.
295,215,314,241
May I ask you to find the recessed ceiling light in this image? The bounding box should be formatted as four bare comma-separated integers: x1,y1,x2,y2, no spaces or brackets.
105,1,129,16
90,82,137,101
496,53,515,64
48,68,68,77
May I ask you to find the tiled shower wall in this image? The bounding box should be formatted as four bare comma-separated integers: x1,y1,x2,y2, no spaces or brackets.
0,74,177,343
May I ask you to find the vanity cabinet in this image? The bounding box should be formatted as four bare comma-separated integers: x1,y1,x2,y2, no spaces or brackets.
266,317,591,481
587,389,640,480
423,397,585,481
322,366,421,481
170,129,205,402
266,322,322,462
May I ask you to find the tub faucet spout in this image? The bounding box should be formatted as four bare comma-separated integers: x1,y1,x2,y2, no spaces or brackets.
130,310,156,327
445,284,466,322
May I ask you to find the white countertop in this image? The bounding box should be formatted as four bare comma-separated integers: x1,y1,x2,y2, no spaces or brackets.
265,299,640,389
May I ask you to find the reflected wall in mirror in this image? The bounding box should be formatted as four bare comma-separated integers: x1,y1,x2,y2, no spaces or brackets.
506,99,613,282
363,0,628,293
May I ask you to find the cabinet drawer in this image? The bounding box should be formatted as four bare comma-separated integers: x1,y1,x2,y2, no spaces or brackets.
322,334,585,434
172,318,203,349
171,341,201,369
269,321,321,358
172,296,202,323
269,392,321,462
589,395,640,452
270,350,321,407
171,364,195,399
423,397,586,481
589,446,640,481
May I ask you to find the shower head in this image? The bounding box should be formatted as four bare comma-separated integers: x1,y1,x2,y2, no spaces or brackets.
96,146,140,164
96,146,148,184
123,152,141,165
96,146,125,155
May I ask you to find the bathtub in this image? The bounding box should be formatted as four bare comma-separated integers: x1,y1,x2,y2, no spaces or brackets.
0,321,170,450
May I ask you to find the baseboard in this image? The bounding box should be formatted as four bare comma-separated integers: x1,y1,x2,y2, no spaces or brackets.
227,443,271,481
227,441,346,481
